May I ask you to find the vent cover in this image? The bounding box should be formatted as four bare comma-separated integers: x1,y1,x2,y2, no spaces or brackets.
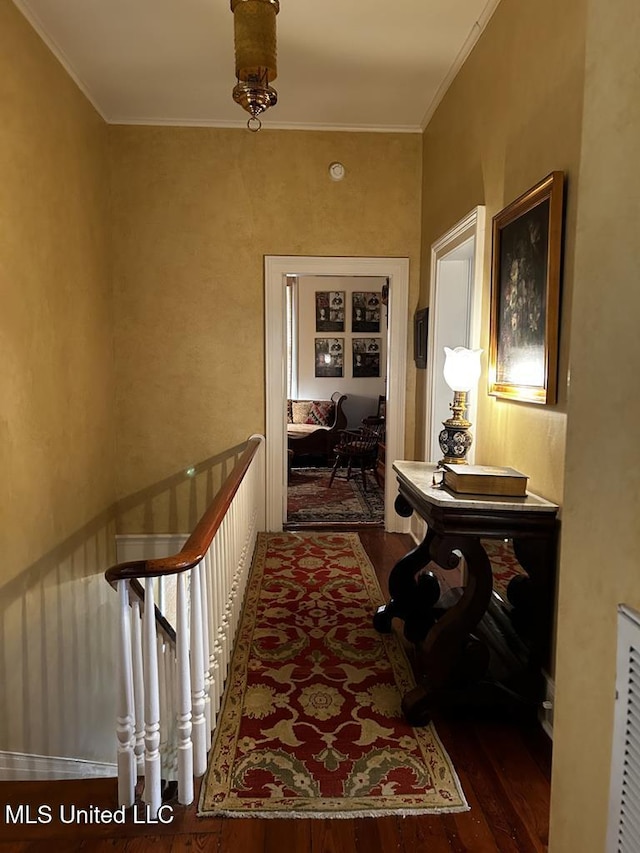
608,605,640,853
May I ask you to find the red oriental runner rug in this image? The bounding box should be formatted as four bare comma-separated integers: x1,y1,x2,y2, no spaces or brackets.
198,532,468,818
287,468,384,525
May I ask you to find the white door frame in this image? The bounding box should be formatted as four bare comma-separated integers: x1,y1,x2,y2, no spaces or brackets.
265,255,409,533
424,207,485,463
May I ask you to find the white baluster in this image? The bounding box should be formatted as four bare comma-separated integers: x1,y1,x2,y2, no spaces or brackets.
225,516,235,666
212,534,225,713
230,536,238,641
240,489,251,605
190,565,207,777
175,572,194,805
158,576,165,616
246,484,254,566
239,493,248,598
116,580,136,808
130,597,145,773
157,635,168,778
143,578,161,816
231,502,242,640
200,556,212,750
241,485,249,594
166,645,178,778
229,506,239,641
219,523,232,677
206,543,220,724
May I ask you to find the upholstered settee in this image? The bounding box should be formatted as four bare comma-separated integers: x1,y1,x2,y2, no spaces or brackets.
287,391,348,459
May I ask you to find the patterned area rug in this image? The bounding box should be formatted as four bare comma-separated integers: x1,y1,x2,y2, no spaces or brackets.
287,468,384,524
198,532,467,818
481,538,526,601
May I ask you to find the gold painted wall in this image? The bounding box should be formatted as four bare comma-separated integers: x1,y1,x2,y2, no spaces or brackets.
549,0,640,848
418,0,587,505
0,0,118,762
1,0,116,587
109,127,422,531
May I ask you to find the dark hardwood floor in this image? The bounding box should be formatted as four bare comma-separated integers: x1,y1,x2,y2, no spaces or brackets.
0,530,551,852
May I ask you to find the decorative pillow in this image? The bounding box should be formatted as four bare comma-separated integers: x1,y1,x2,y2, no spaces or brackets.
292,401,313,424
287,400,293,423
306,401,334,426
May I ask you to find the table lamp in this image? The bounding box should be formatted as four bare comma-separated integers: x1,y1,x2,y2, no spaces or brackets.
439,346,482,465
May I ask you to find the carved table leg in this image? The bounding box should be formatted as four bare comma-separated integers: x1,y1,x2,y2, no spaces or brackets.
373,527,441,642
401,534,494,726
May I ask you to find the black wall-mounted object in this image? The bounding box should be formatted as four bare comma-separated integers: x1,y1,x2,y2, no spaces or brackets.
414,308,429,369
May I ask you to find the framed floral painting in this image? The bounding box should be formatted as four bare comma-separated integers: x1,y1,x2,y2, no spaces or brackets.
488,171,565,404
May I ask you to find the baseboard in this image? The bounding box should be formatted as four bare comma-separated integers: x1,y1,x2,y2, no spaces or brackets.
0,751,116,781
115,533,189,562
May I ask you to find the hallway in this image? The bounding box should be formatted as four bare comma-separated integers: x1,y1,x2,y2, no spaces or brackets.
0,531,551,852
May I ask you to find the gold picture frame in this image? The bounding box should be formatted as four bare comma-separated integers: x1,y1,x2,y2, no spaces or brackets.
488,171,565,404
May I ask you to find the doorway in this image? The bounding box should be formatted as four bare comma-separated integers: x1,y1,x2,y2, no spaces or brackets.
285,274,387,527
424,208,485,463
265,256,409,533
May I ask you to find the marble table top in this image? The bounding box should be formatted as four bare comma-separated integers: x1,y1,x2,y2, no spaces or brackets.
393,460,559,514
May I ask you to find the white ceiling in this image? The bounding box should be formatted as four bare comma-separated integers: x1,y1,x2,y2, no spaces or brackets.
14,0,501,132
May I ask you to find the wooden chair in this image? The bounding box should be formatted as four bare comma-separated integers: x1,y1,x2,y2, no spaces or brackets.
328,424,385,491
362,395,386,427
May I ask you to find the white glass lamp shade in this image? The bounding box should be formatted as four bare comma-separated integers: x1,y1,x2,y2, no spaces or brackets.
443,347,482,392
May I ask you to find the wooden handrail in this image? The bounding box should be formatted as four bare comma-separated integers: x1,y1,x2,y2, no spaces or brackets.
105,436,263,587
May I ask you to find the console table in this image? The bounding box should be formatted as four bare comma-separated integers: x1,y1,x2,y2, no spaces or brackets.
374,461,559,726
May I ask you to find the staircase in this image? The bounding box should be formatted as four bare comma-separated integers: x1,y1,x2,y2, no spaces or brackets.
105,434,265,813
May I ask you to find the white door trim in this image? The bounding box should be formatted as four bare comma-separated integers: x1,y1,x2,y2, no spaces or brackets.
424,207,485,463
265,255,409,533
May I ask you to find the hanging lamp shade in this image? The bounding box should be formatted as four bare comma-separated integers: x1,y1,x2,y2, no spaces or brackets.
232,0,278,82
231,0,279,130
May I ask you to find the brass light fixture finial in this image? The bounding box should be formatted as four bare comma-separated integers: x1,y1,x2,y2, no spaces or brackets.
231,0,279,132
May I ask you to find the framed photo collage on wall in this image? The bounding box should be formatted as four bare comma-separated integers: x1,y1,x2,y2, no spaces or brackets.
314,291,382,379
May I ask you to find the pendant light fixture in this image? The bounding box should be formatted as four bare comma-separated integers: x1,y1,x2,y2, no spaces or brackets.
231,0,279,132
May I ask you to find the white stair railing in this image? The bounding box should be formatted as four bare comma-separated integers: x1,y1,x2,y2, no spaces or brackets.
107,434,265,813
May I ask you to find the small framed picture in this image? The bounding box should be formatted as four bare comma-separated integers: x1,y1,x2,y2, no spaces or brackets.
315,291,345,332
352,292,381,332
352,338,381,377
414,308,428,369
315,338,344,378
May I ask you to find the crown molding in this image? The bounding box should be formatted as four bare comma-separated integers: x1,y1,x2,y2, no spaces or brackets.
107,116,422,134
420,0,502,131
13,0,108,121
15,0,496,136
